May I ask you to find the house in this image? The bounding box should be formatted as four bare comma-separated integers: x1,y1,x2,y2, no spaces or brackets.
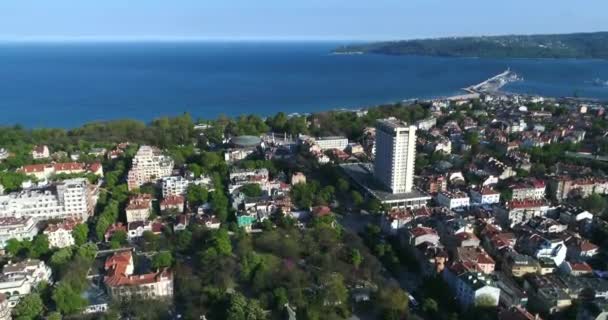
0,217,39,249
495,200,550,227
127,221,152,240
455,247,496,274
407,226,440,247
381,209,413,235
503,251,540,277
43,218,81,248
104,223,127,242
160,195,184,213
436,191,470,210
31,145,50,160
560,261,592,276
419,175,447,194
443,267,501,307
103,250,173,300
511,180,546,201
125,194,153,223
470,187,500,205
567,239,599,261
0,259,52,308
291,172,307,185
173,215,189,232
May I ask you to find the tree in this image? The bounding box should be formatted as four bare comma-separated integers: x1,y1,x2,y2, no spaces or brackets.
50,247,74,271
152,251,173,269
110,230,128,247
350,249,363,269
320,273,348,307
580,194,608,215
47,312,62,320
376,285,409,320
12,293,43,320
351,190,364,207
186,184,208,208
28,234,49,258
5,238,25,256
52,282,88,315
337,178,350,193
72,223,89,246
239,184,263,197
422,298,439,314
226,293,266,320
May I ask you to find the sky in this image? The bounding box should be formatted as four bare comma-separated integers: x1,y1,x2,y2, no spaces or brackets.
0,0,607,41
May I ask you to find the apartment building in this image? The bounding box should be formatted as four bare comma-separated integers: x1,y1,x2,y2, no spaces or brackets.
127,146,174,190
125,194,153,223
0,178,97,222
0,259,52,308
103,251,173,300
43,218,81,248
19,162,103,180
0,217,39,249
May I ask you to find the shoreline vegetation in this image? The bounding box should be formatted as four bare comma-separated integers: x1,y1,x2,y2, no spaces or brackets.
334,31,608,59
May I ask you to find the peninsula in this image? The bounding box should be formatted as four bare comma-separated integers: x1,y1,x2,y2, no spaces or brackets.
335,31,608,59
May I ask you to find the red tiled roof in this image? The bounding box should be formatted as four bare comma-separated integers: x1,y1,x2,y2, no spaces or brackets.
44,218,81,233
312,206,332,217
410,226,438,237
161,195,184,206
570,262,592,273
580,241,599,252
507,199,548,209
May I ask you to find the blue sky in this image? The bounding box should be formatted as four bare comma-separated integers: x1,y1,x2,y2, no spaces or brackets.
1,0,607,41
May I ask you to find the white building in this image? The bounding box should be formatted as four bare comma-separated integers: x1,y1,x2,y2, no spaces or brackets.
31,145,50,160
436,191,470,210
104,251,173,300
374,118,417,194
161,175,212,197
43,218,81,248
0,217,39,249
127,146,174,190
314,136,349,151
228,168,270,194
453,272,500,307
470,188,500,205
511,180,546,201
0,149,9,161
0,178,97,222
0,259,52,308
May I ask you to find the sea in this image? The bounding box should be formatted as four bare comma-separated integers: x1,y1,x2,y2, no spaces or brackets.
1,41,608,128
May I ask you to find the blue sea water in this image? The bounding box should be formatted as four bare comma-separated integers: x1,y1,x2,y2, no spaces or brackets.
0,41,607,128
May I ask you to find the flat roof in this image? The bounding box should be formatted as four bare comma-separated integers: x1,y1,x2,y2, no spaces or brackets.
340,162,431,204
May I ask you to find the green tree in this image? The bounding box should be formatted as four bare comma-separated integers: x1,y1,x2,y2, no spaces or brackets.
12,293,43,320
52,282,88,315
47,312,62,320
239,184,263,197
337,178,350,193
376,285,409,320
50,247,74,271
350,248,363,269
72,223,89,246
186,184,208,208
5,238,25,256
28,234,49,258
152,251,173,269
422,298,439,314
351,190,364,207
110,230,128,249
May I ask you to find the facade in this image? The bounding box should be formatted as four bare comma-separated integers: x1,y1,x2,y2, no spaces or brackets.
0,294,9,320
436,191,470,210
0,259,52,308
0,217,38,249
550,176,608,202
19,162,103,180
290,172,307,185
314,136,349,151
125,194,153,223
374,118,417,194
511,180,546,201
0,178,97,222
31,145,50,160
127,146,174,190
455,247,496,274
160,175,212,197
43,218,81,248
228,168,270,193
160,195,184,213
104,251,173,300
470,187,500,205
444,268,501,307
495,200,550,227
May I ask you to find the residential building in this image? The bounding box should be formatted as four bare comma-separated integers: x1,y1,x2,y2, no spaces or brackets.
104,251,173,300
0,217,38,249
511,180,546,201
470,187,500,205
0,149,9,161
127,146,174,190
374,118,417,194
495,200,550,227
160,175,212,197
125,194,152,223
31,145,50,160
0,294,9,320
560,261,592,276
43,218,81,248
550,176,608,202
0,259,52,308
19,162,103,180
380,209,413,235
419,175,447,194
443,268,501,307
0,178,97,222
503,252,540,277
407,226,440,247
416,117,437,131
455,247,496,274
228,168,270,193
436,191,470,210
160,195,184,213
290,172,307,185
314,136,349,151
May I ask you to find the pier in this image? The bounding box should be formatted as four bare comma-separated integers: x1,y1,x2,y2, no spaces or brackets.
464,69,521,93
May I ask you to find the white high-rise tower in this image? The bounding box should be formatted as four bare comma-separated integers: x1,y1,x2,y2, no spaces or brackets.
374,118,417,194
